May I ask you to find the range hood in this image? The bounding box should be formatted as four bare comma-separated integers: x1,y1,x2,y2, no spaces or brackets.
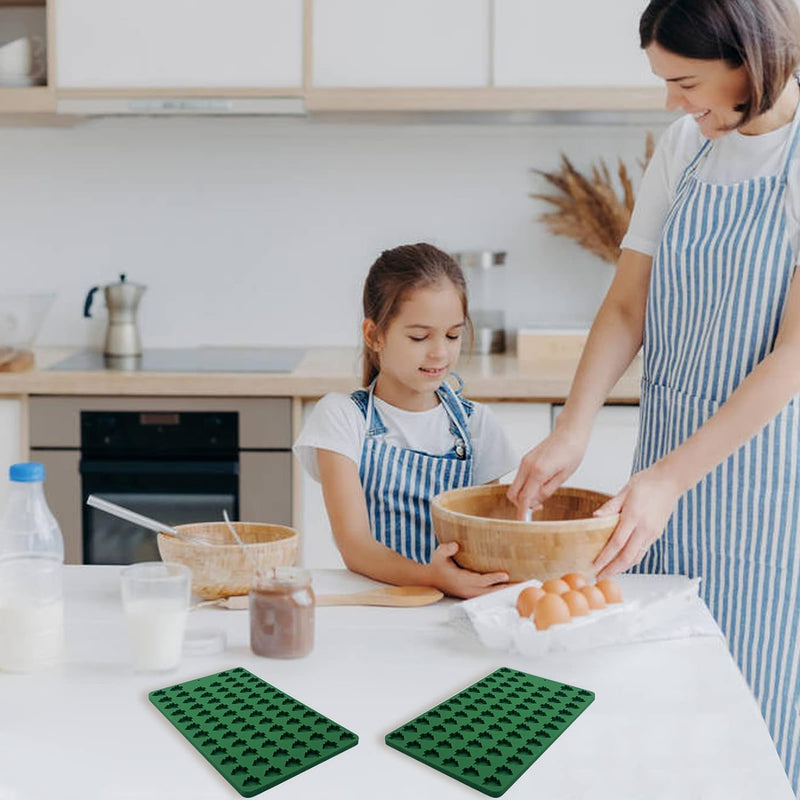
55,96,305,116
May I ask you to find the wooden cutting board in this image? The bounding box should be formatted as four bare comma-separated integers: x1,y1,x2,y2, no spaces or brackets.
0,348,34,372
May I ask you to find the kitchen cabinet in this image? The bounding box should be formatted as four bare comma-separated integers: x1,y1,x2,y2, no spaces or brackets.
493,0,661,89
312,0,489,88
54,0,304,91
487,401,550,482
298,400,345,569
0,0,55,114
307,0,664,111
0,397,24,510
552,403,640,496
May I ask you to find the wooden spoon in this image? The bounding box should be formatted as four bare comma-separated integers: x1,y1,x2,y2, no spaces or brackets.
193,585,444,610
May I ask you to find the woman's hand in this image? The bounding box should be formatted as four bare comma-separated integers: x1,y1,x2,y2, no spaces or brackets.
592,464,682,579
426,542,508,599
506,426,587,519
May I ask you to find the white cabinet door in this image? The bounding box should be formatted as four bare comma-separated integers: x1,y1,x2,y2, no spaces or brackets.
298,401,346,570
553,404,640,496
55,0,303,88
0,399,23,511
313,0,490,87
487,402,551,483
493,0,661,88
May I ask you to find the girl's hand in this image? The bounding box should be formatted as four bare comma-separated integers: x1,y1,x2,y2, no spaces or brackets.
427,542,508,599
592,464,682,579
506,426,586,519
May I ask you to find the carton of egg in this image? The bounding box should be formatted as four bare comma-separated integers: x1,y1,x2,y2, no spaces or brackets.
450,574,703,658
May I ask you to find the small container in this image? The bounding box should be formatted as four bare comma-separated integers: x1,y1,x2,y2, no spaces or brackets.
249,567,314,659
451,250,507,354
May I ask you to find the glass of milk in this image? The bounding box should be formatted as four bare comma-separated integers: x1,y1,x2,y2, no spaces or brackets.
120,562,191,673
0,554,64,672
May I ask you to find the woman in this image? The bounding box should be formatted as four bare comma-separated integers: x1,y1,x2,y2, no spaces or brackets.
508,0,800,791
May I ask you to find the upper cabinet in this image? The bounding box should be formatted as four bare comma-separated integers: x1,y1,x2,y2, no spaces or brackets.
312,0,489,87
1,0,665,118
0,0,55,114
54,0,304,90
308,0,664,111
493,0,658,88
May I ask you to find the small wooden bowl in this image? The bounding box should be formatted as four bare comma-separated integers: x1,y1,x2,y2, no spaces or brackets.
157,521,299,600
431,484,618,582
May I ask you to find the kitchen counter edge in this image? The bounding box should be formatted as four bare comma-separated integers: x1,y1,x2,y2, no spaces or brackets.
0,347,642,402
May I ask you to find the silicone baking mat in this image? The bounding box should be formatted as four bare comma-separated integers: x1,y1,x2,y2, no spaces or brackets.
149,666,358,797
385,667,594,797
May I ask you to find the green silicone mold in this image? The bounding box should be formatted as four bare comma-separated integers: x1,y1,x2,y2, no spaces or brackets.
149,667,358,797
385,667,594,797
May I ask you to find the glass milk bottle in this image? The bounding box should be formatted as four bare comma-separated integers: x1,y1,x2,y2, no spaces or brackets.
0,462,65,672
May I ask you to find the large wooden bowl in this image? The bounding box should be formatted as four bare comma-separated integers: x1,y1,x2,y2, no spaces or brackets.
431,484,619,582
157,521,299,600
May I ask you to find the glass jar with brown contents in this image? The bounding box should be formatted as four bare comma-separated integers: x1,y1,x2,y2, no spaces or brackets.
249,567,314,659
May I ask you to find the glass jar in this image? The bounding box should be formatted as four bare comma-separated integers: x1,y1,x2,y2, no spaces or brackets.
249,567,314,659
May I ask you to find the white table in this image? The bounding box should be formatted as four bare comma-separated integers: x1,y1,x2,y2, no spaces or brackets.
0,566,793,800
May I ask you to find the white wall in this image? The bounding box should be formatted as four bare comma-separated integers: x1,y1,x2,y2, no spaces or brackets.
0,115,668,349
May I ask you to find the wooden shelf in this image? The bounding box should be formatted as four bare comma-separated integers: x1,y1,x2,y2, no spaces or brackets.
0,86,54,113
0,0,45,6
306,86,667,113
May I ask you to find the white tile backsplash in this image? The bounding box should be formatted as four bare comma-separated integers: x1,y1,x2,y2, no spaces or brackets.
0,116,668,349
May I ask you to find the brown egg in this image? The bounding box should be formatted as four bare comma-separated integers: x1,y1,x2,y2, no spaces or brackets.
562,589,591,617
560,572,588,591
516,586,546,619
533,593,571,630
579,584,607,610
541,578,570,595
596,578,623,604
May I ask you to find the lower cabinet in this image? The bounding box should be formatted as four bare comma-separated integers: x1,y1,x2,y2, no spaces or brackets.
552,404,640,496
298,400,346,570
297,400,639,568
0,398,23,511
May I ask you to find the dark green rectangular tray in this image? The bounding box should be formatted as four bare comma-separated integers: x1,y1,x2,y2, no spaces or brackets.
149,667,358,797
385,667,594,797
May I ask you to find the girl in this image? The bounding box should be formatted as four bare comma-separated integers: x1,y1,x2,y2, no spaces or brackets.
294,243,517,599
508,0,800,790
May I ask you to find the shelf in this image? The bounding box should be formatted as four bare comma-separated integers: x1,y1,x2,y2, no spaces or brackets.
0,0,44,6
0,86,54,113
305,86,667,113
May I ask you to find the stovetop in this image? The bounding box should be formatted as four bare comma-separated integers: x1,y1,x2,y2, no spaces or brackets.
47,347,305,373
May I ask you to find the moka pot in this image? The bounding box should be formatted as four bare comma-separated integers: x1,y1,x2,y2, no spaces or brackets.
83,274,146,357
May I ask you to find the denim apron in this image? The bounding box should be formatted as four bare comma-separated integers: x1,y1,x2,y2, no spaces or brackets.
351,378,474,564
633,112,800,792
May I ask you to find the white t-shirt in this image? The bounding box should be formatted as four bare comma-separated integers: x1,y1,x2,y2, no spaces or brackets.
294,392,519,485
621,111,800,261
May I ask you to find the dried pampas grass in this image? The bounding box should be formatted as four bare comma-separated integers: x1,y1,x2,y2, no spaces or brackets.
532,132,655,265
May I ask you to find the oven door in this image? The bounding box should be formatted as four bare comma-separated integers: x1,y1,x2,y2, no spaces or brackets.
80,459,239,565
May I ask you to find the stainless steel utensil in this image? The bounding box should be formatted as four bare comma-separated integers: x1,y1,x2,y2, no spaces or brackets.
222,509,266,583
86,495,210,546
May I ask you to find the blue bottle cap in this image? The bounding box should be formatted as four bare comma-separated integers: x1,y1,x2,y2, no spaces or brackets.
9,462,45,482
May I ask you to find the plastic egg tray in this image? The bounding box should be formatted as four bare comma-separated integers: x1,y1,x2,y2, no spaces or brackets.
149,667,358,797
385,667,594,797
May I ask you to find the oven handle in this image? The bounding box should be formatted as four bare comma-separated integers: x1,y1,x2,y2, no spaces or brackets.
79,459,239,476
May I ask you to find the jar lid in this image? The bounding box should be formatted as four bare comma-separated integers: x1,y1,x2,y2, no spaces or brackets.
9,462,45,482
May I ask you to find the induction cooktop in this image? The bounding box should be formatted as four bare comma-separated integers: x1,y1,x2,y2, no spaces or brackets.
47,347,305,373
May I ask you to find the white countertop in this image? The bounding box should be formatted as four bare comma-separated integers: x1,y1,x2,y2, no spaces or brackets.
0,347,642,401
0,566,792,799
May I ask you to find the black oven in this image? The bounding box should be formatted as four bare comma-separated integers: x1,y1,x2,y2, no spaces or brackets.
80,411,239,564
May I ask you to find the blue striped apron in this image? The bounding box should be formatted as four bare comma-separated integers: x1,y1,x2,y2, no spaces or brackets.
632,114,800,792
351,378,474,564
